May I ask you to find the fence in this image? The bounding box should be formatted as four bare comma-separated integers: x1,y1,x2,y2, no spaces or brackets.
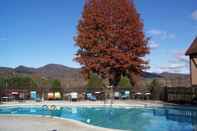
166,87,197,103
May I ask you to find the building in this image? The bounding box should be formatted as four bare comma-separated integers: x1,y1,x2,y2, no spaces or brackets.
186,37,197,86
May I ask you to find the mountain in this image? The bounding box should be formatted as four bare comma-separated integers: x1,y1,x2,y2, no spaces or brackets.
0,67,15,76
0,64,85,92
142,72,161,78
0,67,13,71
160,72,189,78
15,65,36,74
0,64,191,91
159,72,190,87
37,64,80,78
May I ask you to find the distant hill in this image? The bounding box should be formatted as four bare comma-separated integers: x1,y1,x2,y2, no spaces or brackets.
0,64,191,91
142,72,161,78
0,64,85,92
15,65,36,74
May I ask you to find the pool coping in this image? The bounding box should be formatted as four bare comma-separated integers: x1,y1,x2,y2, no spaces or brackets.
1,102,197,110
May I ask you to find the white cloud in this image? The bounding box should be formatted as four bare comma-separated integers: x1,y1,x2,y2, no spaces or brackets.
148,40,159,49
175,50,189,64
147,29,162,36
160,49,190,73
148,63,188,74
159,63,187,73
160,64,183,70
192,10,197,21
166,63,185,69
147,29,176,40
148,49,189,73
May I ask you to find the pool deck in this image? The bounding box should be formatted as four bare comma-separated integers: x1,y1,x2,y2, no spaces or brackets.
0,116,119,131
0,100,186,131
0,100,171,107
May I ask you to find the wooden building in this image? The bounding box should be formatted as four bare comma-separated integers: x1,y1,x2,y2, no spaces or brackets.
186,37,197,86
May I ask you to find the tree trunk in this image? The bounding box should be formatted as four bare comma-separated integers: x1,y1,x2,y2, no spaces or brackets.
104,88,107,104
103,79,110,104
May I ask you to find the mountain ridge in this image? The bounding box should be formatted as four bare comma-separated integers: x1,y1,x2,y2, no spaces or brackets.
0,64,189,76
0,64,191,90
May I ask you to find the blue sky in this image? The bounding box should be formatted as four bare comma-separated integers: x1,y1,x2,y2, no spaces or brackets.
0,0,197,73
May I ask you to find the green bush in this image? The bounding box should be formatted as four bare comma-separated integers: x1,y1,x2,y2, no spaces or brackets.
147,79,165,100
51,79,61,92
118,76,132,89
86,73,103,91
0,76,37,90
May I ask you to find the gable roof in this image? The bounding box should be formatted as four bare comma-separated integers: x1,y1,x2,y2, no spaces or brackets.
186,37,197,55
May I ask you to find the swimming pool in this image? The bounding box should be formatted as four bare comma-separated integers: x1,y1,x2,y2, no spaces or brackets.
0,105,196,131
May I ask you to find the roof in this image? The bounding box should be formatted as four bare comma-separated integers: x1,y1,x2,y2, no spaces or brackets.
186,37,197,55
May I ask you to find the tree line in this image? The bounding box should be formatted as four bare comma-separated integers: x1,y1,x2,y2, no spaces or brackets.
0,76,62,94
86,73,132,91
0,74,134,93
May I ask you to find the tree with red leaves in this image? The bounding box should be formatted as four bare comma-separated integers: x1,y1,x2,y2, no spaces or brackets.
75,0,149,92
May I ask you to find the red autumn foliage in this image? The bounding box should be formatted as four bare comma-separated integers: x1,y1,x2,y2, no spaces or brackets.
74,0,149,87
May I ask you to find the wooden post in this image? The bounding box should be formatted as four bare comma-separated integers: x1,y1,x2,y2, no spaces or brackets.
110,85,114,105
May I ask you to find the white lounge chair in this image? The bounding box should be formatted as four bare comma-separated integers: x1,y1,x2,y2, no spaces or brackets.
144,92,151,100
70,92,78,101
135,92,143,99
114,92,120,99
54,92,61,100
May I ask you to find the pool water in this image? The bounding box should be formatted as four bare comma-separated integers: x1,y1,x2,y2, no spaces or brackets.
0,106,197,131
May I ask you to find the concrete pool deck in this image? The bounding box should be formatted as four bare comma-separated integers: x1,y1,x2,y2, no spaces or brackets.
0,116,118,131
0,100,171,107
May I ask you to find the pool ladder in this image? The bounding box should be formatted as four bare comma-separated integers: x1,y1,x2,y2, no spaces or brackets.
42,105,57,110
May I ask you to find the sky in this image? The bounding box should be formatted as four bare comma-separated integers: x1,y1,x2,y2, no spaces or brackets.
0,0,197,73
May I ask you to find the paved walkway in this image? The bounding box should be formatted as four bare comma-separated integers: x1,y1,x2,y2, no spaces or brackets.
0,116,118,131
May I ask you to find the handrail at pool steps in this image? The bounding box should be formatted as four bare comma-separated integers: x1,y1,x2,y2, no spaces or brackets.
42,105,49,110
42,105,57,111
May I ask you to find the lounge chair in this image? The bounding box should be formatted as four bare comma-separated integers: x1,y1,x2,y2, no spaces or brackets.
35,96,41,102
135,92,143,99
144,92,151,100
18,93,25,102
121,91,130,99
70,92,78,101
86,93,96,101
64,93,71,100
30,91,37,100
54,92,61,100
48,92,54,100
114,92,120,99
1,96,9,102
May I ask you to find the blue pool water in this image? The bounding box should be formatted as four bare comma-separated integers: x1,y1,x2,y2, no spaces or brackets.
0,105,197,131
